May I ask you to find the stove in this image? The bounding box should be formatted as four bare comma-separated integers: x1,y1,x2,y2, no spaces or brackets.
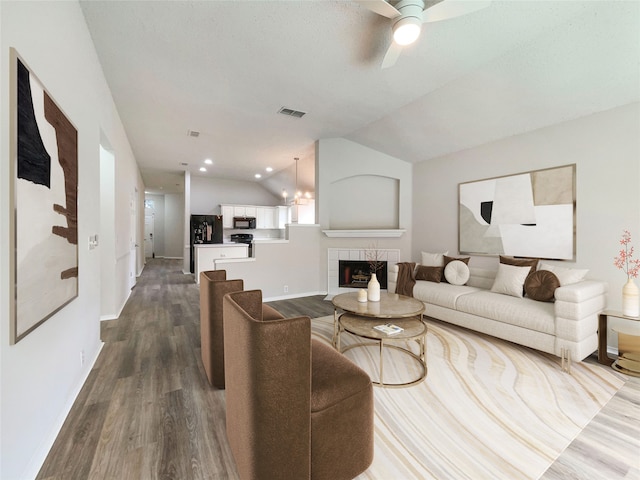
230,233,253,257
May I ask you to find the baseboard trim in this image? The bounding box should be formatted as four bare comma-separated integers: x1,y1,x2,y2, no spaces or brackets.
99,286,133,321
23,342,104,480
264,291,327,302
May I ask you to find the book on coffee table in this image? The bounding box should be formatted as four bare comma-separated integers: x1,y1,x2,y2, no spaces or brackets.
374,323,404,335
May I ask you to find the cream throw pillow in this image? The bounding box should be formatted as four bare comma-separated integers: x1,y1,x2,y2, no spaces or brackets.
444,260,470,286
539,263,589,286
421,251,448,267
490,263,531,298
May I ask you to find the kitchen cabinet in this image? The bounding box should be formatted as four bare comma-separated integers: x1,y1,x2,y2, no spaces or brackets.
257,206,277,229
221,205,234,228
221,204,282,229
231,205,257,218
277,206,290,228
194,244,249,283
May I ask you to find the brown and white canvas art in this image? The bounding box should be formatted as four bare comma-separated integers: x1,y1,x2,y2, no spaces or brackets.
459,165,576,260
10,50,78,344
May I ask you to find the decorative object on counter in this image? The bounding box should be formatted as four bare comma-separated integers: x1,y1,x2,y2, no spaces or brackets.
358,289,368,303
365,243,385,274
366,242,383,301
614,230,640,318
368,273,381,302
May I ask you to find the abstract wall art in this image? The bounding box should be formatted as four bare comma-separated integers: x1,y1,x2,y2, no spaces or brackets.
459,165,576,260
10,49,78,344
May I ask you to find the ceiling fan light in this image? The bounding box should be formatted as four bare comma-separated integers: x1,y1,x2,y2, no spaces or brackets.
393,16,421,45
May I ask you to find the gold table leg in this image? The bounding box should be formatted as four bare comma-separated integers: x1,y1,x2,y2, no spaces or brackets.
379,339,384,387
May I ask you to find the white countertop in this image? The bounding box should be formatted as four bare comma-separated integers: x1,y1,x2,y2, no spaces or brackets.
194,243,247,248
253,238,288,244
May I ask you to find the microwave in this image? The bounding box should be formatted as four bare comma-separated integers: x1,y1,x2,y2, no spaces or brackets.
233,216,256,229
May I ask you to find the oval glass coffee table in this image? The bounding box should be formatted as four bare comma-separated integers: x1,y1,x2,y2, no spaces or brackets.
332,292,427,388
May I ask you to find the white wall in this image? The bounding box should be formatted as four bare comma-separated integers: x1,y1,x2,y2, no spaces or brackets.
99,144,116,319
164,193,184,258
219,225,323,300
412,103,640,348
316,138,413,291
190,175,280,214
316,138,412,230
0,3,144,478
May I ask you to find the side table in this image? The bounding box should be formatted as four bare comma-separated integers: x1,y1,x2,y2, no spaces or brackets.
598,310,640,376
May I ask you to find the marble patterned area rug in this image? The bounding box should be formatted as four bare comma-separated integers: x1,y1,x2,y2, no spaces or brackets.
311,316,625,480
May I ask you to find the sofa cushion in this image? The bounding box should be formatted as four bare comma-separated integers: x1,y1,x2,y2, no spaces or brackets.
456,291,556,335
421,251,448,267
442,255,470,282
490,263,531,298
524,270,560,302
499,255,539,274
415,266,443,283
539,263,589,286
413,281,481,310
444,260,470,286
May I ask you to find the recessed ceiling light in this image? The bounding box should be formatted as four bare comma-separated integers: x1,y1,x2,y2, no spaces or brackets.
255,174,262,179
204,158,213,165
200,167,207,172
266,167,273,172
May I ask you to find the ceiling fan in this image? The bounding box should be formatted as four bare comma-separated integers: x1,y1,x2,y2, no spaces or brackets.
355,0,491,68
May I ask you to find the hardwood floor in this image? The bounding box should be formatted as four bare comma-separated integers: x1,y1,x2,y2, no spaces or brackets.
36,259,639,479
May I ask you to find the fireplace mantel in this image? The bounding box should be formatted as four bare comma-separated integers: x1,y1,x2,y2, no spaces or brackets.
322,229,406,238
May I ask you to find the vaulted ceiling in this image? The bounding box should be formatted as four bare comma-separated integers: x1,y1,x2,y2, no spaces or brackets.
80,1,640,195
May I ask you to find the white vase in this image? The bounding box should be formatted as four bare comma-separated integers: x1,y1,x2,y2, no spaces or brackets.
368,273,380,302
622,278,640,317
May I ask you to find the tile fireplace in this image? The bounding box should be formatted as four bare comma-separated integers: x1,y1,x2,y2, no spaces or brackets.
327,248,400,297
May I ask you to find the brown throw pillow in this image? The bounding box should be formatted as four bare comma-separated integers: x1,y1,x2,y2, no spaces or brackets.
415,266,443,283
499,255,539,276
524,270,560,302
442,255,470,282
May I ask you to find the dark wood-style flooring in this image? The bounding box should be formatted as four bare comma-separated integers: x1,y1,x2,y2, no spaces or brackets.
37,259,639,479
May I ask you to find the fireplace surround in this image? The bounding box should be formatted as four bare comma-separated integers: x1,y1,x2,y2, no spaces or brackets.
338,260,388,289
328,248,400,296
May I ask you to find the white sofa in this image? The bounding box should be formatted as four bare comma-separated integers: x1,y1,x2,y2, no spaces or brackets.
388,263,607,362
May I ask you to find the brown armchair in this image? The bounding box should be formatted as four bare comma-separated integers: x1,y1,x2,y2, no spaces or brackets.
223,290,374,480
199,270,283,389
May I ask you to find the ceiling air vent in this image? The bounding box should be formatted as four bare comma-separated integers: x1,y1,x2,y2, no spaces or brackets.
187,130,200,137
278,107,306,118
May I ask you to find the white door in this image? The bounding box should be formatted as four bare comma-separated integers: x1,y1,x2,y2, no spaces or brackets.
130,191,138,289
144,214,154,258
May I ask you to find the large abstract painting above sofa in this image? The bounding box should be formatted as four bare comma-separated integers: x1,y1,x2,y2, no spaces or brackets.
459,164,575,260
10,49,78,344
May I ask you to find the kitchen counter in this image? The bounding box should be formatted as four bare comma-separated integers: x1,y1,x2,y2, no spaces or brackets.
194,243,249,283
252,238,288,244
194,242,242,247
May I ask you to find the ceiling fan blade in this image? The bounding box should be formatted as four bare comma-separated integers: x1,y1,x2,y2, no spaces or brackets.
423,0,491,23
354,0,400,19
381,42,403,69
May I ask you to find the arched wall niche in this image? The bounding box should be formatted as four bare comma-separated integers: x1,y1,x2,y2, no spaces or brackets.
329,174,399,229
